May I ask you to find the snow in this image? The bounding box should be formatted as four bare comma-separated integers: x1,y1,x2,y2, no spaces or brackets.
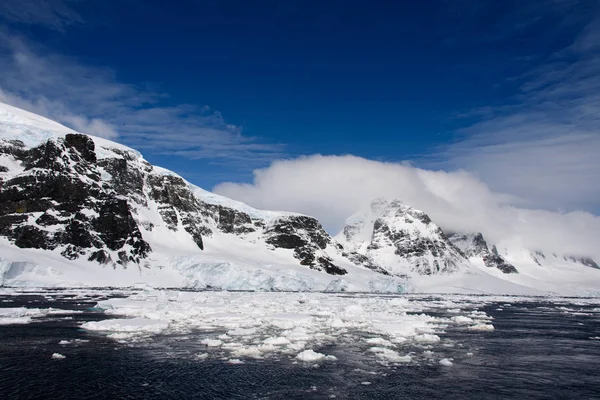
335,199,474,277
1,100,600,295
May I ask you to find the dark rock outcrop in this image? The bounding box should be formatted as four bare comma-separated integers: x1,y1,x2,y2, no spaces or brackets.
266,216,347,275
447,232,518,274
0,135,152,267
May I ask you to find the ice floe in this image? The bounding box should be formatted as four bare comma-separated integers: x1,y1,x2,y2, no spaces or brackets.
75,290,511,365
439,358,453,366
296,349,336,362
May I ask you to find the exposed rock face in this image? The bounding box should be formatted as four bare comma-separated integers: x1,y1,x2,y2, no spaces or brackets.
265,216,346,275
566,256,599,269
0,133,349,275
0,134,151,266
337,199,470,276
447,233,518,274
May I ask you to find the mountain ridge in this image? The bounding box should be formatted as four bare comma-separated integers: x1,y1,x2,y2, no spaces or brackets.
0,101,599,295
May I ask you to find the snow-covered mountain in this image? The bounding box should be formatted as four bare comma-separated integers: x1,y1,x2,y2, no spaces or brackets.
447,233,518,274
0,102,398,291
336,199,472,276
0,102,599,295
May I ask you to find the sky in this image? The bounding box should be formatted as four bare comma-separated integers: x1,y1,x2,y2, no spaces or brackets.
1,0,600,255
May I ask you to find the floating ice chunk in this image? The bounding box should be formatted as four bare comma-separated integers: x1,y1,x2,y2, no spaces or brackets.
414,334,441,343
227,327,257,336
283,327,312,342
227,359,244,364
0,317,33,325
82,318,169,334
200,339,223,347
590,336,600,340
52,353,66,360
58,340,70,345
468,324,495,331
389,298,409,307
46,308,82,315
0,307,46,324
361,382,372,385
263,336,291,346
231,347,263,359
107,332,138,341
328,318,345,328
368,347,412,363
452,316,473,324
439,358,453,366
287,341,307,351
365,337,394,347
344,304,365,315
295,349,336,362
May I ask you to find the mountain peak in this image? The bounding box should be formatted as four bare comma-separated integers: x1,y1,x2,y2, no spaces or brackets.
338,198,470,277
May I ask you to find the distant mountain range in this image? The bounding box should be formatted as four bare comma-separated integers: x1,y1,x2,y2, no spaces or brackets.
0,102,598,295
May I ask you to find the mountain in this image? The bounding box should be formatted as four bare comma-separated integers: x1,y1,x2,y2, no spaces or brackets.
0,102,599,295
0,102,396,291
336,199,471,276
447,233,518,274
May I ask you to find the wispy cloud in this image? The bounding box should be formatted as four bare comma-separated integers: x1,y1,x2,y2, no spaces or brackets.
0,32,283,165
0,0,84,31
439,3,600,213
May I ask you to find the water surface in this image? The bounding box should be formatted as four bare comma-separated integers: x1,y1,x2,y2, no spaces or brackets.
0,291,599,399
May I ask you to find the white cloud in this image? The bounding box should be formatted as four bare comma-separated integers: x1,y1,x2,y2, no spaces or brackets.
214,154,600,259
0,33,283,163
439,12,600,212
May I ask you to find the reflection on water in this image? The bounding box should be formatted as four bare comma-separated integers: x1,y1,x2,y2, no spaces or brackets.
0,291,599,399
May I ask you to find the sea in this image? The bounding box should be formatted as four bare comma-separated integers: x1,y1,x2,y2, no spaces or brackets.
1,290,599,400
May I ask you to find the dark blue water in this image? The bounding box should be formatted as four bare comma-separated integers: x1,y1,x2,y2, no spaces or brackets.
1,292,599,399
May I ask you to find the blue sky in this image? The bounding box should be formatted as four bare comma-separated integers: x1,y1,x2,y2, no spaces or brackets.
1,0,599,219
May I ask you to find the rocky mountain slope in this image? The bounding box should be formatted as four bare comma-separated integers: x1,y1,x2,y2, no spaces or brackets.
447,233,518,274
336,199,472,276
0,102,599,294
0,112,346,275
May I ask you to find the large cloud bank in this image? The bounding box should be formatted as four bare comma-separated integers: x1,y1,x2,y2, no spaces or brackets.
215,155,600,259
